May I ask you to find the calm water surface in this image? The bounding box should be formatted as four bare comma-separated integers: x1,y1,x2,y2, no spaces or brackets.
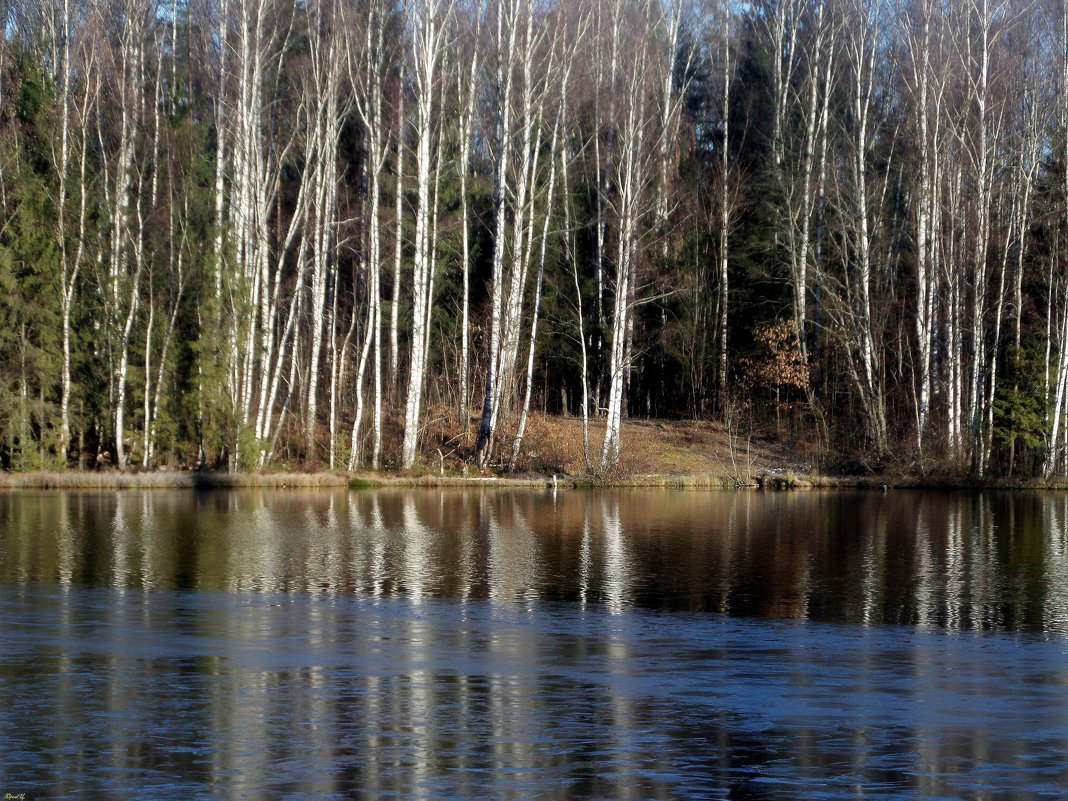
2,489,1068,798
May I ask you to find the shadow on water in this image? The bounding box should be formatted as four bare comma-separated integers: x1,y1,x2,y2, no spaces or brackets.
3,489,1068,798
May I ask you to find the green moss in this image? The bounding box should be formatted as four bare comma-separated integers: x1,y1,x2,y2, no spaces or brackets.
348,476,384,490
571,478,602,489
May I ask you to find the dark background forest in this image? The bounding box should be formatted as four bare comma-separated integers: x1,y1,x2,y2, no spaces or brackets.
1,0,1067,478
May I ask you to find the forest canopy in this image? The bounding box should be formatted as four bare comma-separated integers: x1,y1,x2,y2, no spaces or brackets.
1,0,1067,478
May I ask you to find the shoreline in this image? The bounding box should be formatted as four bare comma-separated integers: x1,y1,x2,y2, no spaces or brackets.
3,469,1068,491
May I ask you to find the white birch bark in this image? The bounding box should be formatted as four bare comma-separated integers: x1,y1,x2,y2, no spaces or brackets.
563,147,592,473
390,78,405,399
212,0,231,303
511,93,566,468
598,0,690,470
55,0,73,459
967,0,995,474
304,15,343,462
345,0,391,470
488,1,542,453
54,0,97,462
475,0,566,466
825,0,887,455
1046,1,1068,476
600,0,655,470
106,0,151,470
474,0,520,466
222,0,301,465
901,0,942,460
456,4,481,434
717,1,733,413
401,0,450,470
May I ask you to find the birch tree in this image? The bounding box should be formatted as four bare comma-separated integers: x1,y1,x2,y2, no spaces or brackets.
716,0,735,412
900,0,946,462
400,0,451,469
510,22,580,467
455,0,481,435
52,0,97,460
303,1,345,463
817,0,889,455
474,0,541,466
598,0,685,469
474,0,595,469
100,0,155,469
759,0,838,448
1045,0,1068,476
347,0,394,469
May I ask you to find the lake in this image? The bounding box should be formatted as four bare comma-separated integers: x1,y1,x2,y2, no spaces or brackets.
2,489,1068,798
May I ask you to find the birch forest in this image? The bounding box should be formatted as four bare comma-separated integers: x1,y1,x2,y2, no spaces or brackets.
4,0,1068,477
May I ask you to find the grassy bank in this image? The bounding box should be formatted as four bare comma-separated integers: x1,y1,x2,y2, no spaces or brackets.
0,470,750,491
0,416,795,490
0,470,729,491
5,469,1068,492
3,415,1068,490
0,471,353,490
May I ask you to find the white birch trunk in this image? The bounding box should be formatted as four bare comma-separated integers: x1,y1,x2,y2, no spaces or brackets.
457,8,481,434
718,4,732,413
390,78,405,397
475,0,520,466
401,0,448,469
511,97,565,468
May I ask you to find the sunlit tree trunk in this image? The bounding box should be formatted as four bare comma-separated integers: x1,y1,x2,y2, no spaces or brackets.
456,5,481,437
305,13,343,462
902,0,942,463
390,78,405,399
347,0,392,470
717,2,733,414
512,94,567,468
401,0,449,469
53,0,97,463
475,0,520,467
108,0,149,470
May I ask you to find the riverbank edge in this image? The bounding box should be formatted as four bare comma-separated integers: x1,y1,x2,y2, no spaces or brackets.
3,469,1068,491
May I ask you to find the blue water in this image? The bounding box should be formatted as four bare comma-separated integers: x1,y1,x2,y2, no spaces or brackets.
2,489,1068,798
3,585,1068,799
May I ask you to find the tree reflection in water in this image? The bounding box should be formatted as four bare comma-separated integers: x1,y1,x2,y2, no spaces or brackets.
3,489,1068,798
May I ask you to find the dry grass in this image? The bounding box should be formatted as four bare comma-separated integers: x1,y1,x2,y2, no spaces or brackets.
334,405,802,484
0,415,814,490
517,413,796,481
0,471,351,490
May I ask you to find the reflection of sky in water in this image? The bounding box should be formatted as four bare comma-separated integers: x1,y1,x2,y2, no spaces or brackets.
4,489,1068,796
3,587,1068,799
